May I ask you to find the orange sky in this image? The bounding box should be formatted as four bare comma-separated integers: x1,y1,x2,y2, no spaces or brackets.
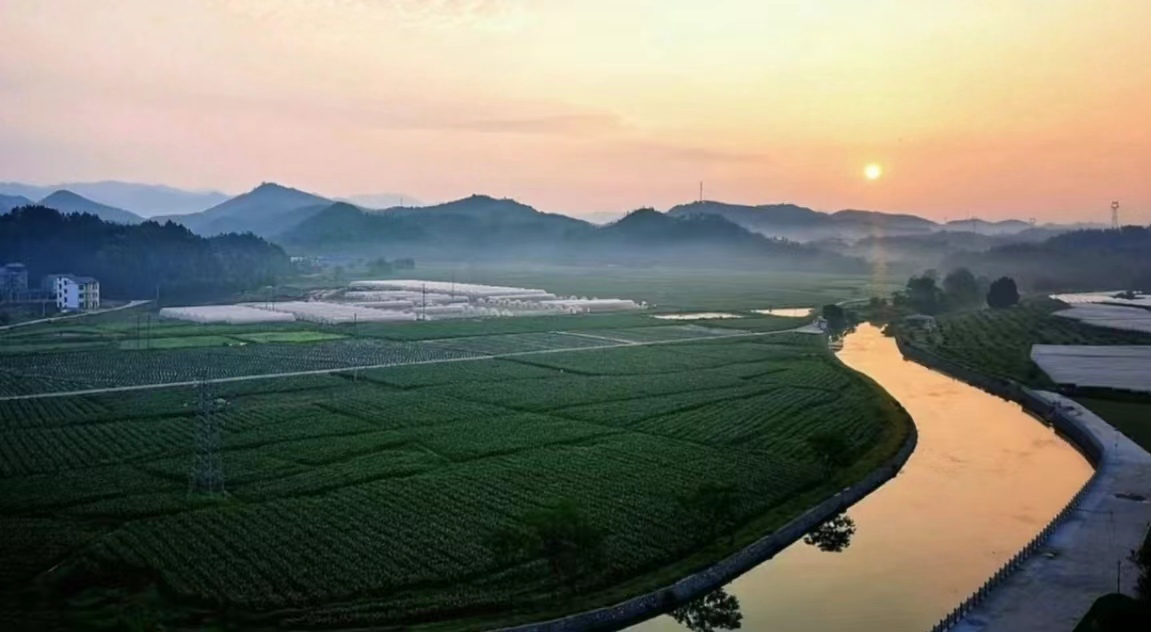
1,0,1148,222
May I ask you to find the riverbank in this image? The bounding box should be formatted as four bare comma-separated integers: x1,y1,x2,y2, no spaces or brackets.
897,340,1151,631
950,393,1151,632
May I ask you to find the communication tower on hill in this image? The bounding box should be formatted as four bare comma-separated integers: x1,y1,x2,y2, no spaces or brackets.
189,380,228,495
1111,201,1120,229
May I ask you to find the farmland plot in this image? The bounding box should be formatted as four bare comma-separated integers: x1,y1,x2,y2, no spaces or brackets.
0,329,909,631
907,299,1151,385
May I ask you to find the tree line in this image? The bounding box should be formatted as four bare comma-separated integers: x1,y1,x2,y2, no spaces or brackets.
0,206,290,302
945,225,1151,293
872,268,1019,317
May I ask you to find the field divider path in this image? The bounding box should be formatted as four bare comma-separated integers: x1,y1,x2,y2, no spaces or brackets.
0,327,810,402
553,331,642,345
0,300,152,331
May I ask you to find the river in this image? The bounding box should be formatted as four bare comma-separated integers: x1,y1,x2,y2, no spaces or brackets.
631,323,1093,632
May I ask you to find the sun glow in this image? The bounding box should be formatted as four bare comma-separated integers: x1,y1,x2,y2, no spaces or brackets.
864,164,883,181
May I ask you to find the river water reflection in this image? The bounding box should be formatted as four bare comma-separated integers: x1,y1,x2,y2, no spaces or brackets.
632,324,1092,631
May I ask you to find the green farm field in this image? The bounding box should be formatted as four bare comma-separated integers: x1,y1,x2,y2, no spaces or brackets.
0,267,910,630
901,298,1151,386
0,325,910,630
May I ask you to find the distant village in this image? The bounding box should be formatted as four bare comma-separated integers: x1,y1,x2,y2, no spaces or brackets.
0,262,101,312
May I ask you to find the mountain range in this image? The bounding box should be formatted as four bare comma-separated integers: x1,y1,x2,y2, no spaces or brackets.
280,195,862,270
0,181,420,219
37,190,144,225
665,201,1047,241
5,178,1120,273
0,181,228,217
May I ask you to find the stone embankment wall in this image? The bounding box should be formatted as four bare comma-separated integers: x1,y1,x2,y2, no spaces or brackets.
893,339,1108,632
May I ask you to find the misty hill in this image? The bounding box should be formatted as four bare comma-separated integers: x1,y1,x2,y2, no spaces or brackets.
0,206,288,301
284,195,588,253
284,196,863,271
0,194,33,213
339,192,421,209
667,201,938,242
0,181,229,217
580,210,628,225
162,182,333,236
820,226,1069,273
944,225,1151,291
38,190,143,224
943,218,1033,235
830,209,937,233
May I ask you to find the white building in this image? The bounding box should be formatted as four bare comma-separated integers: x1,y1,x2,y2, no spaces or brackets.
47,274,100,311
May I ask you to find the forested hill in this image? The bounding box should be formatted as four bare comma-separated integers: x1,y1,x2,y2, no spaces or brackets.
944,225,1151,291
283,198,866,271
0,206,290,301
667,200,939,241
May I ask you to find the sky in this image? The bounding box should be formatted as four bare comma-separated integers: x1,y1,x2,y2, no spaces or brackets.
1,0,1149,222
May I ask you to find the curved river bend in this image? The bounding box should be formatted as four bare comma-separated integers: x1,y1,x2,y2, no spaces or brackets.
632,324,1092,632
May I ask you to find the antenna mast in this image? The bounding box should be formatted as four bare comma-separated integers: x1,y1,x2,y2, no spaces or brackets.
1111,201,1120,229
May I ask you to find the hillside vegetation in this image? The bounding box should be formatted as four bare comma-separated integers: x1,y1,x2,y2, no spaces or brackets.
945,226,1151,292
284,199,866,271
0,206,289,301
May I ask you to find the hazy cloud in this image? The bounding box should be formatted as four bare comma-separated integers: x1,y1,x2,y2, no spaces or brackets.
442,113,624,136
625,142,773,164
389,0,527,31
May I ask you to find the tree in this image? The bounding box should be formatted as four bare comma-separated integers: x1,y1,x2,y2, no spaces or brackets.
986,276,1020,309
671,588,744,632
366,257,393,275
803,513,857,552
679,482,741,545
821,304,847,337
942,267,981,307
807,431,851,472
487,501,605,590
905,274,943,314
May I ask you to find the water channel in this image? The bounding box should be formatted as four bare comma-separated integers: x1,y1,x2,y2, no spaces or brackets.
631,323,1093,632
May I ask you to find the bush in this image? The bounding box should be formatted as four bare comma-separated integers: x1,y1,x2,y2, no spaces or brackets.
987,277,1020,309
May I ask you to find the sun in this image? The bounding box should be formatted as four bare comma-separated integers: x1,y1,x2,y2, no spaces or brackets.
864,163,883,181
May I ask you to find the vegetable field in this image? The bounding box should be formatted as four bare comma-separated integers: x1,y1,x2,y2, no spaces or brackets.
903,299,1151,385
0,328,908,630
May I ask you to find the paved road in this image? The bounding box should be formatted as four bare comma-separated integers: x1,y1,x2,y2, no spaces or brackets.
951,393,1151,632
0,300,151,331
0,326,816,402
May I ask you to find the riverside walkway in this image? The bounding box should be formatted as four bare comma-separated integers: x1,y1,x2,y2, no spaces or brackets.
952,392,1151,632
